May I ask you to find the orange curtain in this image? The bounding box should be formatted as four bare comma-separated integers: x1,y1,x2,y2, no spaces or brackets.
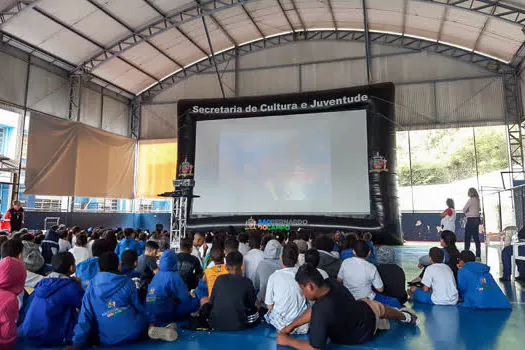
136,139,177,198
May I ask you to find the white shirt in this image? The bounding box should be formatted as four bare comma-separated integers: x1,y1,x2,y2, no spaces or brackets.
192,246,203,266
337,257,383,299
87,240,95,256
243,248,265,284
59,239,72,253
264,267,308,330
69,246,91,265
421,263,458,305
441,208,456,232
239,242,250,256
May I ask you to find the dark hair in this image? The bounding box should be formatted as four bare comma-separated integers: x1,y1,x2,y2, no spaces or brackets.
459,250,476,263
362,232,373,241
238,232,249,244
353,240,371,258
193,232,205,240
210,244,225,263
441,230,460,257
52,252,75,275
429,247,444,264
468,188,479,198
145,240,159,252
72,226,81,234
261,234,273,250
180,238,192,251
282,243,299,267
121,250,138,269
295,263,325,287
248,232,262,249
155,224,163,231
224,237,239,253
76,234,88,247
124,228,135,238
205,232,214,243
99,252,119,272
58,230,68,240
0,236,7,247
138,232,147,241
273,232,286,244
342,233,358,251
1,239,23,259
314,235,334,252
225,251,243,268
34,234,45,245
298,231,310,242
91,239,112,257
446,198,455,209
102,230,118,251
304,249,321,268
20,233,34,242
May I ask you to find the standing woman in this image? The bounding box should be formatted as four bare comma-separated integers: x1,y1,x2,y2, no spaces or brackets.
463,188,481,258
5,200,24,233
441,198,456,233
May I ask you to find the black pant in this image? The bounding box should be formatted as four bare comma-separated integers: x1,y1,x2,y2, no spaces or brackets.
464,217,481,257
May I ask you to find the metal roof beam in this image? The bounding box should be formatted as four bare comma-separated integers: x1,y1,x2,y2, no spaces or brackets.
0,0,41,26
241,4,265,37
140,29,507,101
201,15,225,98
275,0,295,33
289,0,305,31
326,0,337,31
77,0,253,74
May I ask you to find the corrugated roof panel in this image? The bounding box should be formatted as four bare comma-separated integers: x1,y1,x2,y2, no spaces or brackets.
120,41,179,79
331,0,364,29
178,17,233,55
440,21,482,50
37,0,96,23
301,60,367,92
213,6,261,43
92,58,136,82
150,28,206,66
396,83,436,129
404,1,444,39
151,0,192,14
477,31,521,61
39,29,100,64
278,0,304,30
99,0,159,29
2,10,62,46
246,0,294,36
295,0,333,28
112,69,156,95
71,9,130,47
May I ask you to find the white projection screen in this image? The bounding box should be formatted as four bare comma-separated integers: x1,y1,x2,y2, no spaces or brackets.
192,110,370,215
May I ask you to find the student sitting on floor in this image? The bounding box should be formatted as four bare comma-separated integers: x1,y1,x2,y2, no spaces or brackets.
265,243,309,334
315,235,342,278
207,237,239,269
21,240,45,288
72,252,150,348
457,250,511,309
137,232,148,256
177,237,203,291
277,264,419,350
121,250,141,280
19,252,84,347
146,249,199,337
137,241,159,281
409,247,458,305
243,232,265,285
75,239,113,290
304,249,329,279
0,255,26,349
254,239,283,302
340,233,358,260
238,232,250,256
114,228,141,260
203,244,229,296
69,234,91,265
375,246,408,305
198,251,259,331
362,232,376,263
338,240,401,308
500,226,525,282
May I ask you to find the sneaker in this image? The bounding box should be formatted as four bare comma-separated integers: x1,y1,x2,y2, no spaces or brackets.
400,308,420,327
148,325,178,342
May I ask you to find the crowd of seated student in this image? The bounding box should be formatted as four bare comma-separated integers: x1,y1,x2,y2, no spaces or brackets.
0,225,515,349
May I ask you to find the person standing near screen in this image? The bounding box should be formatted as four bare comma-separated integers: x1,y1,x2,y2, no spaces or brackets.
5,200,24,233
463,188,481,259
440,199,456,233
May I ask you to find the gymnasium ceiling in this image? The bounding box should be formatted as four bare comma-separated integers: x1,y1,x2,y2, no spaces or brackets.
1,0,525,98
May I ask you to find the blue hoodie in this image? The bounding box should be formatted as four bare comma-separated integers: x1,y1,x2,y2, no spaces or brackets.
145,250,199,325
73,272,148,347
114,238,141,260
458,262,511,310
19,275,84,346
340,249,355,260
76,257,99,290
41,230,60,264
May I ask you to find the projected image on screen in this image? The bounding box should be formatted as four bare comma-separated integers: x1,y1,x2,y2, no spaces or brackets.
193,110,370,215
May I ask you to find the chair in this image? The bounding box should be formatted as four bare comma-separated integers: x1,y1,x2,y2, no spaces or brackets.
485,226,517,276
44,217,60,230
511,241,525,280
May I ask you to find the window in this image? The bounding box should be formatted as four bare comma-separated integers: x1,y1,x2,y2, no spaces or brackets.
135,198,171,213
34,198,63,211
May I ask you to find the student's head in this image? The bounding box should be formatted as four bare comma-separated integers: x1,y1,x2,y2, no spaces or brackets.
429,247,444,264
304,249,321,268
342,233,358,251
440,230,456,247
273,232,286,245
248,231,262,250
468,188,479,198
98,252,120,273
446,198,455,209
224,237,239,255
353,240,371,259
179,238,193,253
210,244,225,264
91,239,112,258
121,250,138,270
52,252,76,276
22,241,45,273
155,224,163,233
1,239,23,260
238,232,249,244
295,263,326,301
124,228,135,239
76,234,88,247
458,250,476,268
225,251,243,275
12,200,21,210
376,246,395,265
293,239,308,254
138,232,147,242
193,232,205,248
34,234,44,245
314,235,334,252
261,234,273,250
145,240,159,256
282,243,299,268
362,232,373,241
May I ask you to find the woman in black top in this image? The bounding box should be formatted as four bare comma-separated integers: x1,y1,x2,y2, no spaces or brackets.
6,200,24,233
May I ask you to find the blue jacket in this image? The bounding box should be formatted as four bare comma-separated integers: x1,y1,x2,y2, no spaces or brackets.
145,250,199,325
41,230,60,264
458,262,511,310
76,257,99,290
365,240,376,263
340,249,355,260
19,275,84,346
114,238,141,260
73,272,147,347
138,241,146,256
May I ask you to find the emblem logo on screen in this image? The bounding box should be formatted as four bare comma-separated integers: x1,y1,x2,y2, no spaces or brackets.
179,158,194,177
369,152,388,173
245,218,307,231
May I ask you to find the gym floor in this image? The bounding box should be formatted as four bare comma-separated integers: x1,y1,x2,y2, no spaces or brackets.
21,242,525,350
